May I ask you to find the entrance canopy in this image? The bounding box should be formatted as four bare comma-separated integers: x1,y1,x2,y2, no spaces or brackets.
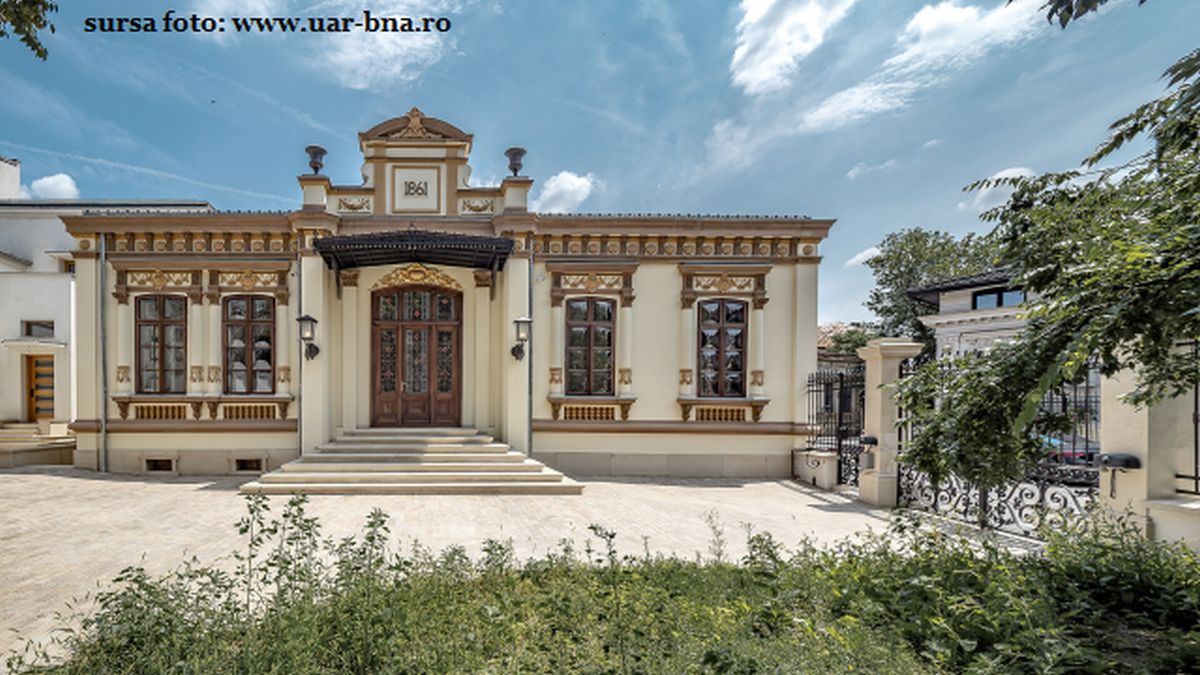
314,230,514,270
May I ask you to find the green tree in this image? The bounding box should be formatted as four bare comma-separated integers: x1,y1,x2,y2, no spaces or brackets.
863,228,995,351
1,0,57,60
827,325,877,355
900,0,1199,488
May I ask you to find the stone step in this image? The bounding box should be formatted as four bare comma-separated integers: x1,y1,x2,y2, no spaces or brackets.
239,479,584,496
283,460,544,473
338,427,486,437
261,470,564,484
315,442,511,454
302,451,529,463
330,436,496,446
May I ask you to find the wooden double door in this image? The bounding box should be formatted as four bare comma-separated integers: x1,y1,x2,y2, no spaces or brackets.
371,286,462,427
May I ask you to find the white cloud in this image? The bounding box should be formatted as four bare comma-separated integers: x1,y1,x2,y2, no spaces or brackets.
637,0,690,59
531,171,599,214
844,245,881,268
27,173,80,199
187,0,465,90
730,0,857,96
846,158,898,179
708,0,1049,168
922,138,944,149
958,165,1034,212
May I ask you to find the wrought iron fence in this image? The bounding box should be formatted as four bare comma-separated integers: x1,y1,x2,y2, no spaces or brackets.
1175,341,1200,496
897,354,1100,539
804,366,865,486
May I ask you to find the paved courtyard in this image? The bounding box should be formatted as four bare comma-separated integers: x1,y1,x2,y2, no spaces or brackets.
0,466,890,656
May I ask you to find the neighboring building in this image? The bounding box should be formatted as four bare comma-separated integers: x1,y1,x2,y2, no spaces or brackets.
816,322,866,370
61,108,833,490
907,268,1028,356
0,156,210,432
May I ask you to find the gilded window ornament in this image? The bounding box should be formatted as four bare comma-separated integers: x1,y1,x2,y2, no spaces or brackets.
371,263,463,292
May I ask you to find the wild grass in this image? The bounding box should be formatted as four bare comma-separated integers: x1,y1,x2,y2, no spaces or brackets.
7,496,1200,673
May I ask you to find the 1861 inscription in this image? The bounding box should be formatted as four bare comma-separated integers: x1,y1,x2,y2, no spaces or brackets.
403,180,428,197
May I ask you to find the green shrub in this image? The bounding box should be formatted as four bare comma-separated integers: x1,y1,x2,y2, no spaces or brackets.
7,497,1200,674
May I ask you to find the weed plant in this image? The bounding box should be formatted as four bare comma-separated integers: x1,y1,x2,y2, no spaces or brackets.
7,496,1200,674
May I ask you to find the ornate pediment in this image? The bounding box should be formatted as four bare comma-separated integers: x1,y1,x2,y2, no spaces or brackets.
371,263,463,292
358,107,473,144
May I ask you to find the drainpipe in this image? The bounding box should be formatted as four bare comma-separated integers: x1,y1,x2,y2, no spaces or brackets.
295,247,303,458
98,234,109,473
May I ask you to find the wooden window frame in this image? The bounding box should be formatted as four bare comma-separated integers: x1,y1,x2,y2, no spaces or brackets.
697,298,748,399
20,320,54,338
564,296,616,396
223,295,276,395
135,295,187,394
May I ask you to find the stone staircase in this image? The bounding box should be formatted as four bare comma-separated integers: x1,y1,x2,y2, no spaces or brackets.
239,428,583,495
0,421,74,468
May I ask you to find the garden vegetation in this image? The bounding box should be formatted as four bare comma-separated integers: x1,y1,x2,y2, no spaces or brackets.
7,495,1200,674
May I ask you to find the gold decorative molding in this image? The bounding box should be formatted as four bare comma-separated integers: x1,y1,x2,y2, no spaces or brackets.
547,261,637,307
219,271,278,290
337,197,372,212
679,263,770,309
549,367,563,385
340,270,360,287
461,198,494,214
207,366,222,383
750,370,765,387
277,366,291,384
678,397,769,423
115,366,130,383
190,366,204,384
473,270,493,288
388,107,441,140
371,263,463,292
679,369,693,386
618,368,632,386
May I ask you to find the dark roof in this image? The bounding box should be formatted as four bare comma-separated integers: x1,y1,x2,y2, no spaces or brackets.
0,248,33,269
314,229,513,271
0,200,213,212
906,268,1013,306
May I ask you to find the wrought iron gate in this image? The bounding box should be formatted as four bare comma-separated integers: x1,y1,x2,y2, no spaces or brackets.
897,356,1100,539
805,367,865,486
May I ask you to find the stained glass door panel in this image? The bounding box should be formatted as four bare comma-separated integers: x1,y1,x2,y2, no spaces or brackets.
372,286,461,427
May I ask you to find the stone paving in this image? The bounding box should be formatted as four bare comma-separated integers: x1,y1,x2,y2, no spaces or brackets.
0,466,891,656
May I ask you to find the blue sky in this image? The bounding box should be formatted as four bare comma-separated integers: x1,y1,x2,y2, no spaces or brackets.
1,0,1196,322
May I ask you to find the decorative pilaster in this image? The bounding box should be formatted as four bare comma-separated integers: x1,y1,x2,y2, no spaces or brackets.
617,305,633,396
473,270,493,430
187,292,205,396
275,279,291,397
679,303,696,397
750,306,766,397
340,270,358,430
549,303,565,395
206,289,222,398
299,251,329,455
114,299,133,395
502,253,531,453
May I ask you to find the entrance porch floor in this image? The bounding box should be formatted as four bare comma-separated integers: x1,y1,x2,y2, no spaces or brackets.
0,466,889,657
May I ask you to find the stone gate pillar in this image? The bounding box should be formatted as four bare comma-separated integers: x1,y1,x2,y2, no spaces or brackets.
857,338,923,507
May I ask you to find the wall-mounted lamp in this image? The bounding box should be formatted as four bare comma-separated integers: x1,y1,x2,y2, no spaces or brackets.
305,145,327,175
297,314,320,360
511,316,532,360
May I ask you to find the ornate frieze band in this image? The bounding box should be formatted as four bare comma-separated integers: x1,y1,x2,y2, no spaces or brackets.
532,234,818,262
98,232,295,255
679,263,771,309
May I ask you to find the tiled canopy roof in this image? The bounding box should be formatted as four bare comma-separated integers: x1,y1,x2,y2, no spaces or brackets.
314,229,514,271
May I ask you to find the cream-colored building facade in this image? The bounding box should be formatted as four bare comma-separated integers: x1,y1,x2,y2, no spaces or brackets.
65,109,832,484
